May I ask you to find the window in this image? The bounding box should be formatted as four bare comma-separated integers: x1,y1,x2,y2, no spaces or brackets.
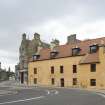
50,50,58,58
90,45,98,53
32,54,40,61
34,78,37,84
73,78,77,85
51,66,54,74
51,78,55,85
91,64,96,72
73,65,77,73
60,66,64,73
34,68,37,74
72,48,80,56
90,79,96,86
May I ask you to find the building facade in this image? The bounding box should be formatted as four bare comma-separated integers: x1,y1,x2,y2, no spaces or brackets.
15,33,50,84
28,35,105,89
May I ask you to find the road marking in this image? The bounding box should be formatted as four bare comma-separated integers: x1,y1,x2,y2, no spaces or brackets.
0,96,45,105
96,93,105,98
46,90,50,95
51,90,59,95
47,90,50,95
46,90,59,95
49,90,59,95
55,90,59,95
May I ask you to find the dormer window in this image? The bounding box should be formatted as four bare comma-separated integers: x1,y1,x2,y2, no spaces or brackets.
32,54,40,61
72,48,80,56
50,50,58,58
90,45,99,53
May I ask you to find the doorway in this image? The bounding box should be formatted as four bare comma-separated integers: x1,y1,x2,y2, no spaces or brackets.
60,78,64,87
21,72,24,84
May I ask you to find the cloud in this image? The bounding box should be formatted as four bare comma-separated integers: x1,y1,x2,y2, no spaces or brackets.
0,50,18,71
28,17,105,44
0,0,105,71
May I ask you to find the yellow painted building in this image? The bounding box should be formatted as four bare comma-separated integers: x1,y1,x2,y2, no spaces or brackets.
28,35,105,89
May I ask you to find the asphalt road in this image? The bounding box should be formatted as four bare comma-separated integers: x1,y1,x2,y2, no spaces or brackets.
0,87,105,105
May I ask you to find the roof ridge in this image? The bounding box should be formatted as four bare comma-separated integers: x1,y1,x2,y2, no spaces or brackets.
79,53,89,63
39,36,105,52
82,36,105,42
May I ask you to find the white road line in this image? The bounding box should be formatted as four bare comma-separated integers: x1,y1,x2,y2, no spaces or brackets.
0,96,45,105
47,91,50,95
46,90,50,95
51,90,59,95
47,90,59,95
97,93,105,98
55,90,59,95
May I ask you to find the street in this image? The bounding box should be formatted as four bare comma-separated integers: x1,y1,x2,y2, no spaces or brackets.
0,87,105,105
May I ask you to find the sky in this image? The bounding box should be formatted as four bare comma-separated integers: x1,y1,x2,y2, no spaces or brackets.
0,0,105,71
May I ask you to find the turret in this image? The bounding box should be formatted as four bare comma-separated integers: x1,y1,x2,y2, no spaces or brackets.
22,33,26,40
50,39,60,51
34,33,40,40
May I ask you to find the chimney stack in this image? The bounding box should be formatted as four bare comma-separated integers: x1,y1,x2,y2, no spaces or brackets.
67,34,77,44
36,42,42,55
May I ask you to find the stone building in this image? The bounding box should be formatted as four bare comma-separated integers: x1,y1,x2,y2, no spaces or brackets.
28,35,105,89
0,62,12,81
15,33,50,84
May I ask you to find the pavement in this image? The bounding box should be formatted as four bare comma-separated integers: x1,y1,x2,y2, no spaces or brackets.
0,80,26,95
1,80,105,95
